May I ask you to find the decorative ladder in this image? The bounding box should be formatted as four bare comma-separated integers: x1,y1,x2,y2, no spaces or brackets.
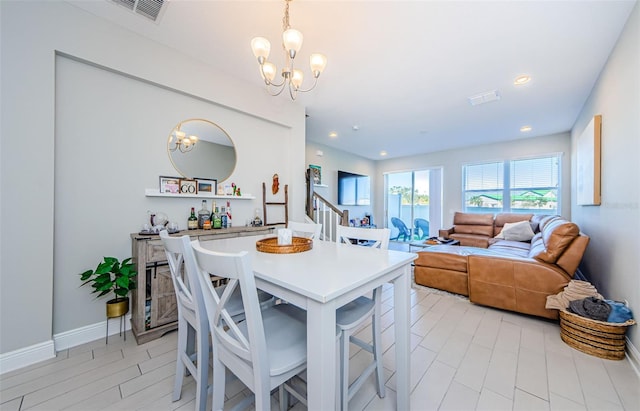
262,182,288,226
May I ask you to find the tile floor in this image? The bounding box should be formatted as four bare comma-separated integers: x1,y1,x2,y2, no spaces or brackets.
1,283,638,410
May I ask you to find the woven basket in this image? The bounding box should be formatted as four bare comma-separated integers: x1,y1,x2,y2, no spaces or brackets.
559,309,636,360
255,236,313,254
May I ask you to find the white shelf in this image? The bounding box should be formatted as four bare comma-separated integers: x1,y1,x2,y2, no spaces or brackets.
315,184,328,188
145,188,255,200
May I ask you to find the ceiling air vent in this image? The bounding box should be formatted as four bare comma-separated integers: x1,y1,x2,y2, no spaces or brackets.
111,0,166,22
468,90,501,106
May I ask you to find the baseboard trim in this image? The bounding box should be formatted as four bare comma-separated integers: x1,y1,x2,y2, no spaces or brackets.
626,337,640,377
0,340,55,375
53,314,132,351
0,316,133,375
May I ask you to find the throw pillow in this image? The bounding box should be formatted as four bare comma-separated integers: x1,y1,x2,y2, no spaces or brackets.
497,220,535,242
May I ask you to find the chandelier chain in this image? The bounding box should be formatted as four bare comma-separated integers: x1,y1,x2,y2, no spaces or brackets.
282,0,290,31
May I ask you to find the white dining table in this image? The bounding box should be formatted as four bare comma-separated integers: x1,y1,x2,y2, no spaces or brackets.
201,235,417,410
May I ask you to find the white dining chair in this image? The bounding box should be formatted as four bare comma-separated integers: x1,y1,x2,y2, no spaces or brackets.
159,231,211,411
287,220,322,240
191,240,308,411
335,225,391,410
159,231,275,411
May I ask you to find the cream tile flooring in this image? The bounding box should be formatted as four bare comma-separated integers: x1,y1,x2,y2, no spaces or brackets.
1,284,639,411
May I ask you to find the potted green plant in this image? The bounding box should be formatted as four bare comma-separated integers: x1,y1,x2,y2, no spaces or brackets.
80,256,137,318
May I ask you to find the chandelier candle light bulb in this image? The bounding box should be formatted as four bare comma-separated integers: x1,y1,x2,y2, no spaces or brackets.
283,28,303,56
251,37,270,62
251,0,327,100
169,128,198,153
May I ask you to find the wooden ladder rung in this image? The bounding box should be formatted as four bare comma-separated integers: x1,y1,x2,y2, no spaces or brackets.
263,182,289,226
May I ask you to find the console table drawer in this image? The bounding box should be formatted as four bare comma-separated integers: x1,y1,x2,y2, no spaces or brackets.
146,240,166,263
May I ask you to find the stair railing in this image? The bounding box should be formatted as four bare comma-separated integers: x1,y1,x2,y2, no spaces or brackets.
305,169,349,241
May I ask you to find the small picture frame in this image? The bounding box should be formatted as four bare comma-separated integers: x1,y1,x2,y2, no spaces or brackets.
309,164,322,185
179,179,197,194
159,176,180,194
196,178,217,194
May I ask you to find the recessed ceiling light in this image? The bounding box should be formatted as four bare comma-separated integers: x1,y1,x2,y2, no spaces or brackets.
520,125,533,132
328,132,338,138
514,75,531,85
379,150,387,156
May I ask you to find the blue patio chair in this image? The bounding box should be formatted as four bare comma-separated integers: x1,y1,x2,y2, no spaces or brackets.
414,218,430,240
391,217,411,241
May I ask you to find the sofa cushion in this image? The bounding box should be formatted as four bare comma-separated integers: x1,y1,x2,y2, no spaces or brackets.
488,239,531,258
414,245,469,272
494,213,533,236
531,218,580,264
495,220,535,242
529,214,551,233
537,215,560,231
449,233,491,248
452,212,494,237
453,212,494,226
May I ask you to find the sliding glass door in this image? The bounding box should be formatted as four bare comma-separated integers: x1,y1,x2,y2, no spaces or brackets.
385,168,442,242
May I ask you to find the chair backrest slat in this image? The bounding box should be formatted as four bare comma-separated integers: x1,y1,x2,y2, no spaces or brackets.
191,240,267,371
335,226,391,250
287,220,322,240
160,231,204,319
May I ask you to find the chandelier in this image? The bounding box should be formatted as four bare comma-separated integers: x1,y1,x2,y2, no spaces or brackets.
168,129,198,153
251,0,327,100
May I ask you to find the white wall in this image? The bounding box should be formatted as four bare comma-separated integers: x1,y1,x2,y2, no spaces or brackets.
376,133,573,227
0,1,306,358
571,2,639,351
305,141,377,223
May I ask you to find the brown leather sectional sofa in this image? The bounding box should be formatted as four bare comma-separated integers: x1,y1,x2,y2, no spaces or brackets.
415,214,589,319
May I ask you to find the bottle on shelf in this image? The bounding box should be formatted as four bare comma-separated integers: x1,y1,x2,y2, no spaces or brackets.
210,201,216,230
212,207,222,229
187,207,198,230
221,206,228,228
197,200,210,229
226,201,232,228
253,208,263,227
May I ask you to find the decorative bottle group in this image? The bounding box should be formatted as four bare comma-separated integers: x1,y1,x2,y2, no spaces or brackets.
187,200,232,230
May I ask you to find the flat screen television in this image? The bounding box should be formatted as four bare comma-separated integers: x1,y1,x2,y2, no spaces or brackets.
338,171,370,206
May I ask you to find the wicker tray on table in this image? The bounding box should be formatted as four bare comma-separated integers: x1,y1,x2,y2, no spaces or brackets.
559,309,636,360
255,236,313,254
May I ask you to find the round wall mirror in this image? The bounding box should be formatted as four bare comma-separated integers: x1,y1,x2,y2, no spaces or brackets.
167,118,236,181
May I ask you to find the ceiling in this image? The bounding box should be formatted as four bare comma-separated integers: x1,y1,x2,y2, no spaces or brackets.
70,0,636,160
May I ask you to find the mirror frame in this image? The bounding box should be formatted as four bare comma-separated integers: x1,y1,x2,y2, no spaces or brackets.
167,118,237,181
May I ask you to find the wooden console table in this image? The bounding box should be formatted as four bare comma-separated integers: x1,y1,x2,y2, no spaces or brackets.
130,226,276,344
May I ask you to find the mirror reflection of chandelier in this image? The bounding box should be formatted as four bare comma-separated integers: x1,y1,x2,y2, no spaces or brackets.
251,0,327,100
168,129,198,153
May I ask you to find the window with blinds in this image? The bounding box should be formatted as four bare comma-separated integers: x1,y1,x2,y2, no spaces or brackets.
462,154,560,214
